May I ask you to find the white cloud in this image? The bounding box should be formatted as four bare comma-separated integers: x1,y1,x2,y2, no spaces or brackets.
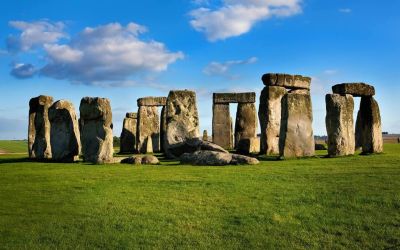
203,56,257,78
339,8,352,13
323,69,337,75
189,0,302,41
10,63,37,79
7,20,67,52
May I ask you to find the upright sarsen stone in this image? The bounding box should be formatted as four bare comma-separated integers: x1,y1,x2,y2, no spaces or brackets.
28,95,53,159
212,103,233,149
258,86,287,155
356,96,383,154
160,106,167,152
234,103,257,148
120,112,137,153
279,93,315,158
49,100,81,162
164,90,200,158
79,97,113,164
325,94,355,157
137,106,160,153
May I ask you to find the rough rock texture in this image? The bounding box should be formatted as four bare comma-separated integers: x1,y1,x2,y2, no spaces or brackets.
202,130,208,141
237,137,260,155
356,97,383,154
120,112,137,153
165,138,227,158
160,106,166,152
258,86,287,155
213,92,256,104
137,96,167,107
48,100,81,162
165,90,200,158
28,95,53,159
234,103,257,148
325,94,355,157
145,135,153,153
262,73,311,90
279,93,315,158
79,97,113,164
212,103,233,149
121,155,160,165
355,110,362,150
180,150,259,166
332,83,375,97
137,106,160,153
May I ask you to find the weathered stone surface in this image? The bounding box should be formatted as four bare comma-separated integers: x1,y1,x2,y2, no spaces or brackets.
137,96,167,106
121,155,160,165
258,86,287,155
48,100,81,162
165,90,200,158
28,95,53,159
120,112,137,153
202,130,208,141
236,137,260,155
279,93,315,158
145,135,153,153
160,106,166,152
332,83,375,97
213,92,256,104
166,138,227,158
180,150,259,166
212,103,233,149
137,106,160,153
79,97,113,164
356,97,383,154
234,103,257,148
325,94,355,157
262,73,311,90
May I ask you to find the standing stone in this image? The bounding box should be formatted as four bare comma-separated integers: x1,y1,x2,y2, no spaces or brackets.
160,106,167,152
356,97,383,154
79,97,113,164
145,135,153,153
137,106,160,153
237,137,260,155
120,112,137,153
279,93,315,158
325,94,355,157
48,100,81,162
234,103,257,148
28,95,53,159
165,90,200,158
355,110,362,150
212,103,233,149
258,86,287,155
202,130,208,141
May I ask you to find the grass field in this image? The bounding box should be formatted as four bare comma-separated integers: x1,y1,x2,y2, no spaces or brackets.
0,141,399,249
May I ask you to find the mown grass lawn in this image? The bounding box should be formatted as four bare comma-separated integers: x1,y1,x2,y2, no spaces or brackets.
0,141,399,249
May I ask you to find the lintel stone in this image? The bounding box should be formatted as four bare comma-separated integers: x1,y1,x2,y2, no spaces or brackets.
262,73,311,90
213,92,255,104
332,83,375,97
137,97,167,106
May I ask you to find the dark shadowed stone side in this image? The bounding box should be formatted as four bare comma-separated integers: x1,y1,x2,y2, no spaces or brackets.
279,93,315,158
356,96,383,154
332,83,375,97
213,92,256,104
325,94,355,157
49,100,81,162
120,112,137,153
234,103,257,149
262,73,311,90
28,95,53,159
212,103,233,149
160,106,167,152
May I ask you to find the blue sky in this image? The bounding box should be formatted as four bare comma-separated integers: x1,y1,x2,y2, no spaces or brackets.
0,0,399,139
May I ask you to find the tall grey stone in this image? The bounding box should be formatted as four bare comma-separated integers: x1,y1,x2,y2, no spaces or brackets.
234,103,257,148
164,90,200,158
325,94,355,157
79,97,113,164
120,112,137,153
356,96,383,154
28,95,53,159
212,103,233,149
137,106,160,153
49,100,81,162
258,86,287,155
279,93,315,158
160,106,167,152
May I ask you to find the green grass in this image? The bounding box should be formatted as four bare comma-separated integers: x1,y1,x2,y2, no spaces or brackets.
0,141,399,249
0,140,27,153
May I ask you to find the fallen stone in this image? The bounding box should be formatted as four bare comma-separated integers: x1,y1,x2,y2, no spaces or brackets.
164,90,200,158
234,103,257,148
48,100,81,162
79,97,114,164
231,154,260,165
212,103,233,149
332,83,375,97
166,138,228,158
213,92,256,104
121,155,160,165
262,73,311,90
120,112,137,153
325,94,355,157
137,96,167,106
180,150,259,166
137,106,160,153
28,95,53,159
236,137,260,155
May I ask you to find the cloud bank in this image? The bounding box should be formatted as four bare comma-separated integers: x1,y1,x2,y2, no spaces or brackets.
203,56,257,78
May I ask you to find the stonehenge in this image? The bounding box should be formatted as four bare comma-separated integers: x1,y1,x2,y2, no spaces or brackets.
326,83,383,156
28,95,53,159
48,100,81,162
136,97,166,153
79,97,114,164
260,73,315,158
212,92,257,153
120,112,137,153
